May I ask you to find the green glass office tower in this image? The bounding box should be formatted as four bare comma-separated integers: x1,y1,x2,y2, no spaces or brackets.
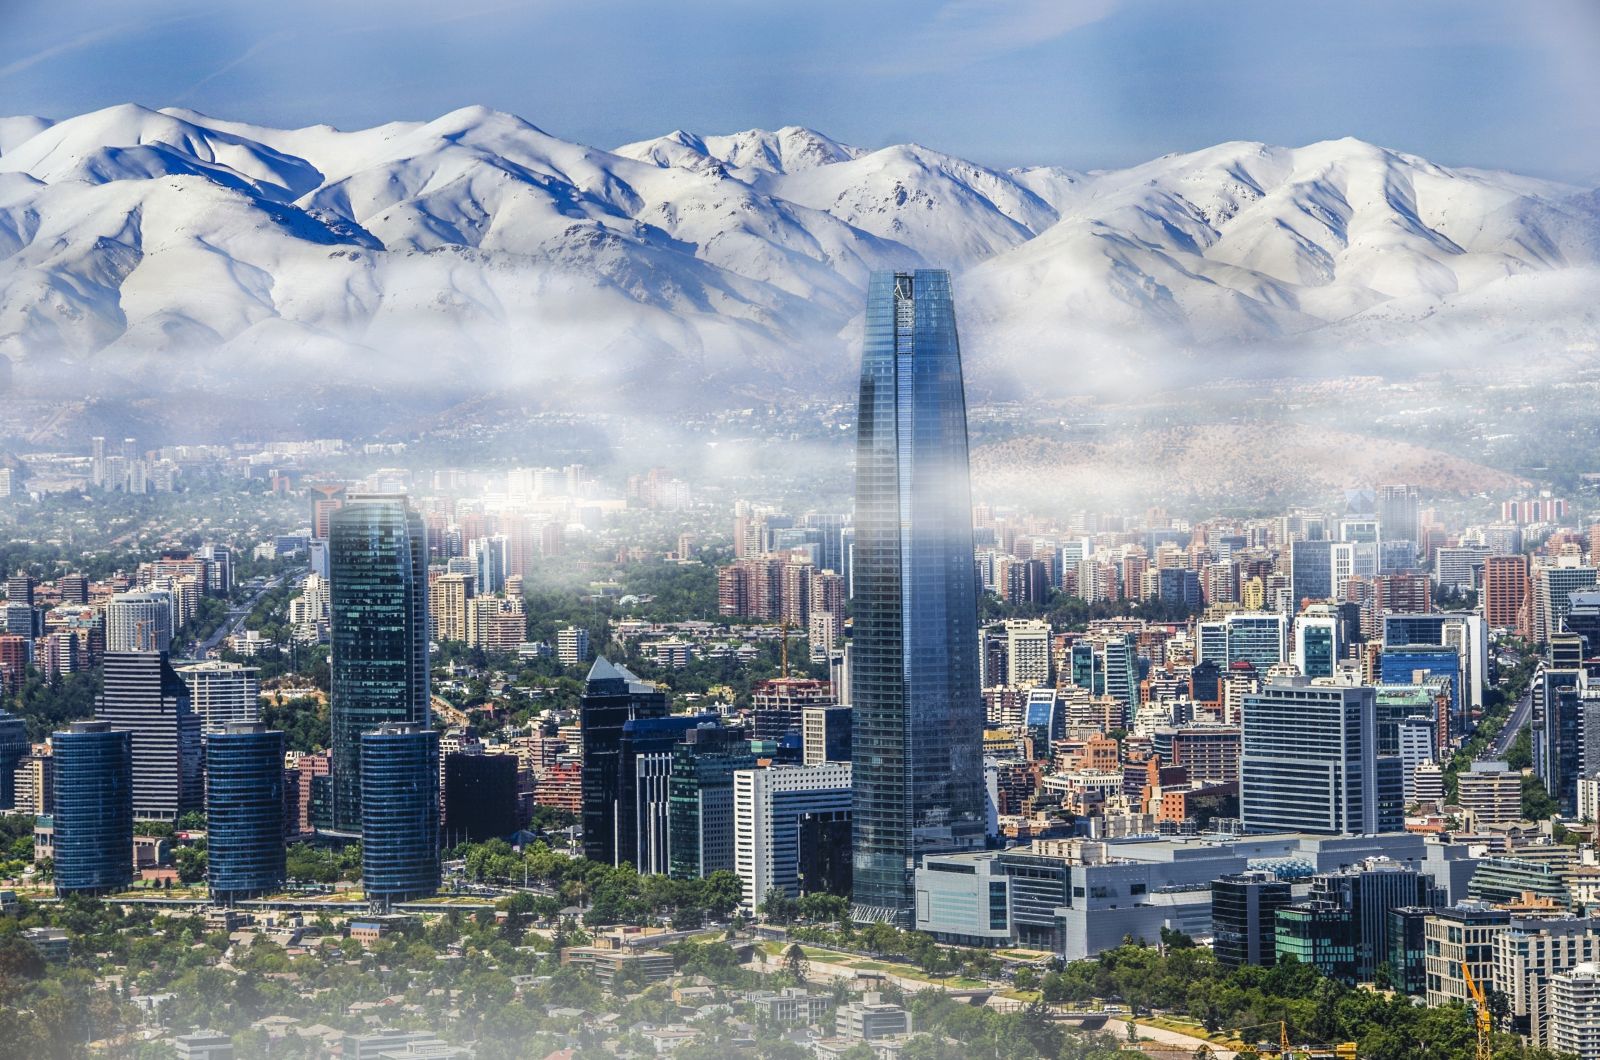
329,495,429,833
851,270,985,926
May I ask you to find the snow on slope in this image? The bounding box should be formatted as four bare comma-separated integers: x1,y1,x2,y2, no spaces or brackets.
2,104,1598,407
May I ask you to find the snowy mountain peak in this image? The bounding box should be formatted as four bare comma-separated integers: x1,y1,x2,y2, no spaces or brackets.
1,105,1597,412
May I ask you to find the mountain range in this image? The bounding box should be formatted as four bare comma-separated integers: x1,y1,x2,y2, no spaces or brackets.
2,104,1598,414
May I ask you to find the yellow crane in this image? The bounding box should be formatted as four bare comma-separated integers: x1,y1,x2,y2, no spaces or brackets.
1463,961,1493,1060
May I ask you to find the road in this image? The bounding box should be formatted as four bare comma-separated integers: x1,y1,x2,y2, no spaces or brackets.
193,570,297,660
1112,1020,1237,1058
1488,688,1534,759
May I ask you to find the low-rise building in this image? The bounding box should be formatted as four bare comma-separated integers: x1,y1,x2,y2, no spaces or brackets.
836,993,910,1040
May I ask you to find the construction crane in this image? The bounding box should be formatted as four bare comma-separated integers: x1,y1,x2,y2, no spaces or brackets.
1463,961,1493,1060
1235,1022,1357,1060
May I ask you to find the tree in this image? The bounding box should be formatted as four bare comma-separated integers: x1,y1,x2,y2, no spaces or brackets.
783,942,808,984
759,888,798,925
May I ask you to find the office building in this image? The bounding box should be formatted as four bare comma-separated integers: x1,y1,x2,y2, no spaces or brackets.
668,724,756,880
850,270,984,925
802,705,851,765
1425,904,1512,1008
97,651,202,821
1291,538,1333,604
735,762,852,913
0,708,26,810
619,713,715,873
1241,680,1395,835
206,723,286,903
51,722,133,894
442,752,519,844
176,661,261,735
1273,860,1441,984
1293,606,1342,678
329,495,429,832
580,657,668,865
104,590,173,653
1376,484,1421,556
1212,872,1293,968
752,677,833,742
1223,612,1288,668
360,725,440,903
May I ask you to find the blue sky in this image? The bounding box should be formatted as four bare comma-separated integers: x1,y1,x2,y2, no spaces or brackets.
5,0,1599,179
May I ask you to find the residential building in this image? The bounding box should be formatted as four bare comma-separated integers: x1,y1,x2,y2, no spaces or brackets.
176,661,260,734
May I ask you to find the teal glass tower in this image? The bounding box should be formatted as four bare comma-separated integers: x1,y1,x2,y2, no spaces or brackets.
52,721,133,895
329,495,429,833
206,723,286,903
850,270,985,925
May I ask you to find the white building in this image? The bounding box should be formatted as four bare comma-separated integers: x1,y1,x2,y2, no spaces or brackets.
733,762,851,913
104,590,174,653
176,661,261,734
1551,962,1600,1060
557,626,590,667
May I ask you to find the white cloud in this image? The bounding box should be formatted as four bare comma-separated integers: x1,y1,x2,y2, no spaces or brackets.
877,0,1121,75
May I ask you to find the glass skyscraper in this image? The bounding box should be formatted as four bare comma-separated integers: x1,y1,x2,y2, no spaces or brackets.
329,495,429,833
850,270,985,925
360,724,440,903
206,723,286,903
96,650,202,821
52,721,133,895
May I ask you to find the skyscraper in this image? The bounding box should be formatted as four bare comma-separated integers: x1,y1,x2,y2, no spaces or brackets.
96,651,202,821
206,723,286,903
580,657,668,865
360,724,440,903
850,270,984,925
1240,679,1398,835
329,495,429,833
52,721,133,895
0,708,27,811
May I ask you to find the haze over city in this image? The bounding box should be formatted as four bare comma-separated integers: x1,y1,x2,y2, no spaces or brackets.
2,4,1600,1060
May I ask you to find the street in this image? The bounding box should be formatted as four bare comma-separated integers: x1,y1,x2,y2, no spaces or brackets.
193,570,299,660
1487,688,1533,760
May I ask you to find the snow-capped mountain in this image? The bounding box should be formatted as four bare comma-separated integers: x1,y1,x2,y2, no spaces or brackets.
2,103,1597,412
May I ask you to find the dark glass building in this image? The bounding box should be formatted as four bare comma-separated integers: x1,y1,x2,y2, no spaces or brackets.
1274,861,1441,984
52,721,133,895
619,713,715,873
329,495,429,833
668,724,755,880
443,752,520,844
0,708,28,811
1212,872,1293,969
96,650,202,821
360,724,439,903
798,811,853,897
850,270,985,925
1290,538,1333,605
580,657,668,865
206,723,286,902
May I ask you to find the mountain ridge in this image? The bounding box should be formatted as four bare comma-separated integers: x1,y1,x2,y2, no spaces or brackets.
2,103,1598,410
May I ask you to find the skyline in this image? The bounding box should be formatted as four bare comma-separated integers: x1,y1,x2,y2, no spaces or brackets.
3,0,1599,182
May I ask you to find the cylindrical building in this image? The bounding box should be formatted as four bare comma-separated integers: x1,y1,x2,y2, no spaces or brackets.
206,722,286,903
52,721,133,895
360,724,439,903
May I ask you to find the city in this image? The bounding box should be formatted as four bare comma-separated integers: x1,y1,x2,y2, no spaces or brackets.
6,3,1600,1060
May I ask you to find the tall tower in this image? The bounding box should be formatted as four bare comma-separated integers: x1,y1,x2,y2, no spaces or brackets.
52,721,133,895
850,270,984,925
96,651,203,821
360,724,440,903
329,495,429,833
206,723,287,903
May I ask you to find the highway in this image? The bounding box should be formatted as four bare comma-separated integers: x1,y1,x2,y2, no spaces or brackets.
192,570,298,660
1487,687,1534,760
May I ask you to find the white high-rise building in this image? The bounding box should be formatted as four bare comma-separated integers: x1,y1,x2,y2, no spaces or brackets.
734,762,851,913
1551,962,1600,1060
557,626,590,667
1003,620,1052,689
176,660,261,734
104,590,174,653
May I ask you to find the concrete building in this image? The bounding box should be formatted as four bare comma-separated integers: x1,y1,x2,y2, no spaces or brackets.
734,762,851,913
1552,962,1600,1060
176,661,261,735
